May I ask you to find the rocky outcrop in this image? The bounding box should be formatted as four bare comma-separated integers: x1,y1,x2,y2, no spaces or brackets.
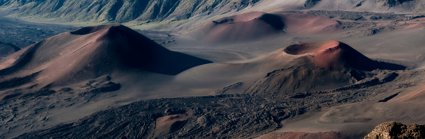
364,121,425,139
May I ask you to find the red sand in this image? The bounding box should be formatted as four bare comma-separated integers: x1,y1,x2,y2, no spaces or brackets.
202,12,285,42
194,12,340,43
281,13,340,34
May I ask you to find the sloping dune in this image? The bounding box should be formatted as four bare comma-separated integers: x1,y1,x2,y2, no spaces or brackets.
195,11,285,42
279,13,340,35
192,12,340,43
0,25,211,92
392,84,425,102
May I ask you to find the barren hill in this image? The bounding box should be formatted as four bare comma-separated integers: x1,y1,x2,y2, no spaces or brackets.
0,25,210,98
246,41,405,97
191,11,340,42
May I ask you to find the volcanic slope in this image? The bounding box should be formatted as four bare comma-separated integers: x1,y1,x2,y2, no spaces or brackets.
256,0,425,13
0,0,423,28
0,25,211,99
13,41,409,139
243,40,405,97
0,0,262,23
311,0,424,12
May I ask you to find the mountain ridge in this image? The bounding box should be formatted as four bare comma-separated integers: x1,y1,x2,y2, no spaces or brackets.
0,0,423,26
0,0,261,23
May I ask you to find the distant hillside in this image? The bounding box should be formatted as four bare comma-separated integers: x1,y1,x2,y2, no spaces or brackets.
0,0,422,25
309,0,424,13
0,0,261,23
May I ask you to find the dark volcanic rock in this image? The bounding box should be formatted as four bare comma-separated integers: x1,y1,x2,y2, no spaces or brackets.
14,73,410,139
15,95,285,139
378,0,415,7
304,0,321,8
365,121,425,139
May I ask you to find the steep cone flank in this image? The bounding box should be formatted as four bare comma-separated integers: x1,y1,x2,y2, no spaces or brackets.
0,25,211,87
69,25,211,75
247,41,405,97
70,25,118,35
284,40,405,71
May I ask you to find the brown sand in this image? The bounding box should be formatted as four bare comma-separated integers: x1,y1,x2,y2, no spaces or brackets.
258,131,342,139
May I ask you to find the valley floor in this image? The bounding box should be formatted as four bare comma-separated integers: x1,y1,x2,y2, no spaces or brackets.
1,9,425,139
